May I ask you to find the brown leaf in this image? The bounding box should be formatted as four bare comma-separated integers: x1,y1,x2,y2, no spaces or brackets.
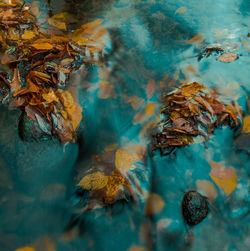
10,68,22,93
187,34,203,44
144,193,165,216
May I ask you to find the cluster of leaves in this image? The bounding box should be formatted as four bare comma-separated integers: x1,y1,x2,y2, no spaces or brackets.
153,82,242,155
0,0,108,144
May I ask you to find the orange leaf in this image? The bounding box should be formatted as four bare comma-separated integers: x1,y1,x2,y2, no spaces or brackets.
31,42,53,50
175,7,187,14
15,247,34,251
145,102,156,117
22,30,36,40
209,161,237,195
187,34,203,44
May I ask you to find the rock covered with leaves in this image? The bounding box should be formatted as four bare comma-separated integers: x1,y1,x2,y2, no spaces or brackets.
0,0,109,144
153,82,242,155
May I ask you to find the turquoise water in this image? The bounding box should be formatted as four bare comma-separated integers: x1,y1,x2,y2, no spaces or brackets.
0,0,249,250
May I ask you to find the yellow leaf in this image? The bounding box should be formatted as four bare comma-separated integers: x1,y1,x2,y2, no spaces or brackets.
15,247,34,251
187,34,203,44
77,172,108,190
209,161,237,195
48,17,66,30
31,42,53,50
8,27,19,41
241,115,250,133
145,102,156,117
144,193,165,216
22,30,36,40
196,180,217,202
115,149,135,173
175,7,187,14
42,88,59,103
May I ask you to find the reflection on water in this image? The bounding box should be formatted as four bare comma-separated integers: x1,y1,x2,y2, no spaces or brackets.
0,0,249,250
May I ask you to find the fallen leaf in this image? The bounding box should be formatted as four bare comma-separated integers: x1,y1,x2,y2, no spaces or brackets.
217,53,238,62
98,81,114,99
48,16,67,30
31,42,53,50
10,68,22,92
15,247,34,251
241,115,250,133
187,34,203,44
115,149,135,173
127,246,148,251
77,172,108,190
209,161,237,195
145,102,156,117
42,88,59,103
144,193,165,216
196,180,217,202
146,79,156,99
22,30,36,40
175,6,187,14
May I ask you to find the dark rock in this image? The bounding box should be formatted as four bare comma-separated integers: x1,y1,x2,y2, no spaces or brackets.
182,190,209,226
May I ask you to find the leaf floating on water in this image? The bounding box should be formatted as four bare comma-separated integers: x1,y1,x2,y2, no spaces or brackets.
115,149,135,173
217,53,238,62
187,34,203,44
15,247,35,251
175,6,187,14
209,161,238,195
241,115,250,133
144,193,165,216
77,172,109,190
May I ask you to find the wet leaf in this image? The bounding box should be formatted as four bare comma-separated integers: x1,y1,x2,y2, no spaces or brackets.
145,102,157,117
31,42,53,50
98,81,114,99
175,6,187,14
10,68,22,93
217,53,238,62
48,14,67,30
22,30,36,40
115,149,135,173
42,88,59,103
146,79,156,99
209,161,237,195
241,115,250,133
77,172,109,190
15,247,34,251
196,180,217,202
187,34,203,44
144,193,165,216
